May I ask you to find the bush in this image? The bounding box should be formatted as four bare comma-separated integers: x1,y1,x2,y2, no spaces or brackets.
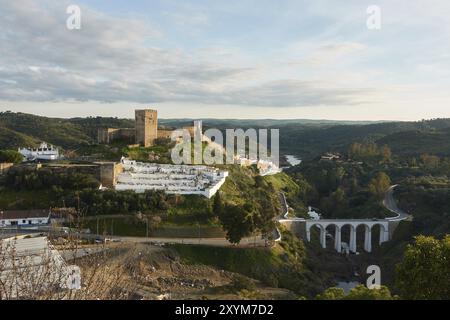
0,150,23,164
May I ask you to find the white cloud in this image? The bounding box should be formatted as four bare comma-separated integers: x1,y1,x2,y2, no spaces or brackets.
0,0,379,109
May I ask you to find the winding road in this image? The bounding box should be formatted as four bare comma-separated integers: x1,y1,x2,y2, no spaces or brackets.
383,185,411,221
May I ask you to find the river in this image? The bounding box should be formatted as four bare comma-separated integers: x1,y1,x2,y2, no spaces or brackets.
335,281,360,294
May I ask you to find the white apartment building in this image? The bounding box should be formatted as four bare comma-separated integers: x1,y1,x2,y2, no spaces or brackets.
115,157,228,198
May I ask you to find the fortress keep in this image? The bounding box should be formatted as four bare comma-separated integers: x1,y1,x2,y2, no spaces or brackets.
97,109,195,147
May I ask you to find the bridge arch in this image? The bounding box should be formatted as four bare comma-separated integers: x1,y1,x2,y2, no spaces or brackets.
306,223,326,249
305,220,390,253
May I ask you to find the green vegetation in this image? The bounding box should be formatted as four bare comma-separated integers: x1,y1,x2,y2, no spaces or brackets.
0,111,135,149
316,285,395,300
0,126,40,149
348,142,392,163
368,172,391,199
0,190,52,210
1,112,450,299
0,150,23,164
123,143,174,164
395,235,450,300
287,157,393,219
5,166,100,191
216,166,301,243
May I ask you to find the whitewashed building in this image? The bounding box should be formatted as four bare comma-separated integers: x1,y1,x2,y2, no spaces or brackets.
236,156,281,176
115,157,228,198
0,210,50,227
18,142,60,161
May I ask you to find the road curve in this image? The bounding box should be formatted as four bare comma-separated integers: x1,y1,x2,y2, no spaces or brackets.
383,185,411,221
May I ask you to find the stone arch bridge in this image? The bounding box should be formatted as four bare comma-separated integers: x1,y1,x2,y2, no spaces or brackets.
306,219,389,253
277,187,408,253
280,219,397,253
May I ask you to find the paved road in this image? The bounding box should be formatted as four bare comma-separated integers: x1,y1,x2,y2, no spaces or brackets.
110,235,266,247
383,185,411,221
1,228,267,247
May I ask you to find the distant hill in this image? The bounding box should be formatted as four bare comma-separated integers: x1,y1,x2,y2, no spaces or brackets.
1,111,450,159
0,126,40,149
377,127,450,157
277,119,450,159
0,112,134,149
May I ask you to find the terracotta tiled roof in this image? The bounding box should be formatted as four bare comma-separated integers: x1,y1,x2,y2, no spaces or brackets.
0,210,49,220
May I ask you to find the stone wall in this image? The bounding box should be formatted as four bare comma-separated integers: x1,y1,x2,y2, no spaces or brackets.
95,162,123,188
0,162,14,175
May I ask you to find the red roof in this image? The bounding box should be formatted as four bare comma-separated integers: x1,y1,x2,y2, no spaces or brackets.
0,210,50,220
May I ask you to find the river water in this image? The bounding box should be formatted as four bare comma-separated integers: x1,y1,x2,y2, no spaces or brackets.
335,281,360,294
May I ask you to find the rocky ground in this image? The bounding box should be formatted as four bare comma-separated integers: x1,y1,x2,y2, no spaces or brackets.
97,243,298,300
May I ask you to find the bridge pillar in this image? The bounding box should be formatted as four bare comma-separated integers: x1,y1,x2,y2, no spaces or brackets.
306,228,311,242
379,225,389,245
349,225,357,253
334,226,341,252
319,227,326,249
364,225,372,253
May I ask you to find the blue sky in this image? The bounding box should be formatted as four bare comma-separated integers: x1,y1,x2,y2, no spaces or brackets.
0,0,449,120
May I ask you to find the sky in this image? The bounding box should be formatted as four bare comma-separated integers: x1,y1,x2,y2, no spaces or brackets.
0,0,450,120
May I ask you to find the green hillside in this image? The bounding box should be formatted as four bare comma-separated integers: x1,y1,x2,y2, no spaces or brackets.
0,126,41,149
377,128,450,157
0,111,135,149
1,111,450,160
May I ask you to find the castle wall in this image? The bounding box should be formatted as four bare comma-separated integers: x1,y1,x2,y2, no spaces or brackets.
97,128,135,144
96,162,123,188
97,109,195,147
0,163,14,175
157,129,173,139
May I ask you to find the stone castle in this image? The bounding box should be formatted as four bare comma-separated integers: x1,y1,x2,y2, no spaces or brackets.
97,109,195,147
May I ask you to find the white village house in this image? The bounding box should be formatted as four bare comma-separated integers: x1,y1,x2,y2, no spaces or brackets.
0,209,50,227
18,142,60,161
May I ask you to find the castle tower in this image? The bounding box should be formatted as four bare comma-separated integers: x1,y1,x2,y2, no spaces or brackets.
135,109,158,147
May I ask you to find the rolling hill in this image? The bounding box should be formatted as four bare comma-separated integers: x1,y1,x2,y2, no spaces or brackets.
1,111,450,159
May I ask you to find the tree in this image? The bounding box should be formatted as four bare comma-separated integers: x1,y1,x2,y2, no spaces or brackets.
315,287,346,300
218,204,254,244
396,235,450,300
420,154,440,170
213,192,223,216
368,172,391,199
346,285,394,300
0,150,23,164
253,194,277,240
316,285,394,300
380,145,392,163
